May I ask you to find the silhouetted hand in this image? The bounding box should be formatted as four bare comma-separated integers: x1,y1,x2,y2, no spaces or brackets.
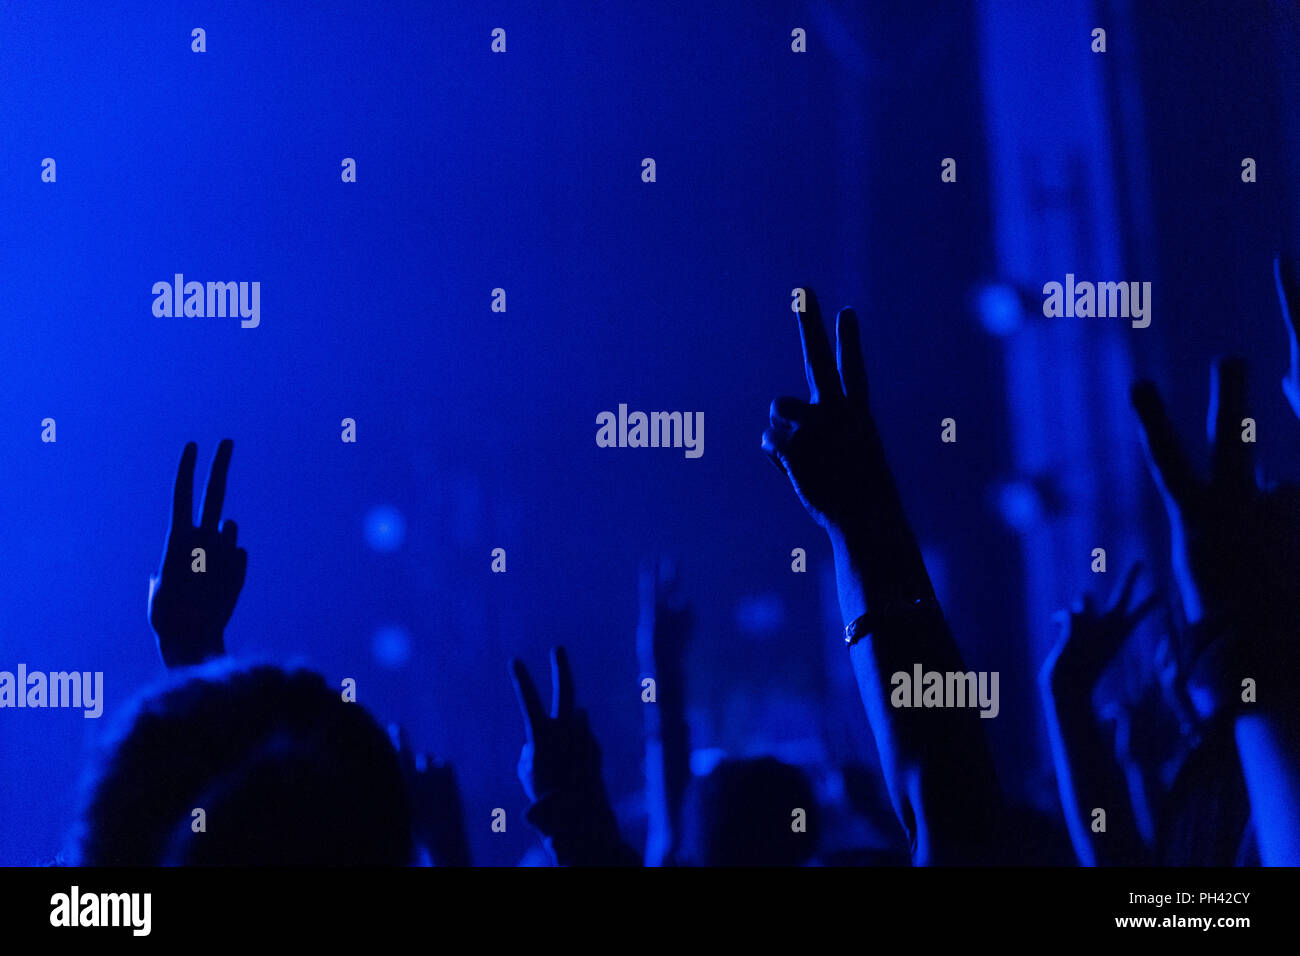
1039,565,1162,864
760,288,1003,865
1132,361,1300,716
636,558,691,674
1139,279,1300,864
389,724,471,867
510,647,601,803
1041,563,1159,694
761,288,881,535
762,288,938,621
148,440,248,668
510,647,638,866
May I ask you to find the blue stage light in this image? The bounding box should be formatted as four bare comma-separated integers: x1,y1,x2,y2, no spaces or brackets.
364,505,407,553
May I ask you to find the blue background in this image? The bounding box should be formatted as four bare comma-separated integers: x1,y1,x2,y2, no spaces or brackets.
1,1,1297,865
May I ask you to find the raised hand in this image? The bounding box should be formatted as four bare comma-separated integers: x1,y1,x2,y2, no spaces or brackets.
510,647,638,866
1039,566,1161,865
636,558,691,675
510,647,600,803
1131,360,1300,714
1135,342,1300,865
148,440,248,668
761,288,880,534
761,288,937,622
1040,563,1160,694
760,287,1002,865
389,725,471,867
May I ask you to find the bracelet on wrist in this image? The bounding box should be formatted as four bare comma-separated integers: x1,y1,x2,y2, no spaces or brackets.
844,598,943,649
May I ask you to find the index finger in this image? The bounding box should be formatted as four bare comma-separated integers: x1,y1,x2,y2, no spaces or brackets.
1131,381,1197,507
1107,561,1143,616
551,645,574,719
1276,257,1300,348
836,307,869,406
199,438,234,530
1207,358,1253,494
510,658,545,739
796,286,839,403
387,723,416,776
171,442,198,531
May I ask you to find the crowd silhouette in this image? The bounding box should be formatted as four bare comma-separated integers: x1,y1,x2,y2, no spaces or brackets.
56,259,1300,866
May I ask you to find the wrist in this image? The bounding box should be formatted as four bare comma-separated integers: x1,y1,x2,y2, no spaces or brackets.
829,524,934,625
157,627,225,669
525,786,627,856
1042,654,1104,697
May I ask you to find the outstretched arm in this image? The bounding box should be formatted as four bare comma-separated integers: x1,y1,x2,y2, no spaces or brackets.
148,440,247,668
1039,566,1158,865
637,560,692,867
1246,257,1300,864
761,289,1003,864
1132,343,1300,865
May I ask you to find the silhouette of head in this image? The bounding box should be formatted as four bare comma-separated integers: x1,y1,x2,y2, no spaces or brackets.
76,661,412,865
680,756,816,866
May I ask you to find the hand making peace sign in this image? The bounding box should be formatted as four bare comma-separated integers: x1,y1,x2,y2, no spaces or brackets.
148,439,248,668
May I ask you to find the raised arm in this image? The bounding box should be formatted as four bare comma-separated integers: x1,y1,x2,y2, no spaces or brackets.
1132,347,1300,865
1039,566,1158,865
760,289,1003,864
636,559,692,867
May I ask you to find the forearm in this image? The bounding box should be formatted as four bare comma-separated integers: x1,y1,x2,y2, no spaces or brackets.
828,506,934,625
642,709,689,866
1234,710,1300,865
525,787,641,867
834,525,1003,864
1123,760,1160,848
1041,686,1148,865
639,622,690,865
1188,618,1300,865
157,625,225,669
642,656,689,865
